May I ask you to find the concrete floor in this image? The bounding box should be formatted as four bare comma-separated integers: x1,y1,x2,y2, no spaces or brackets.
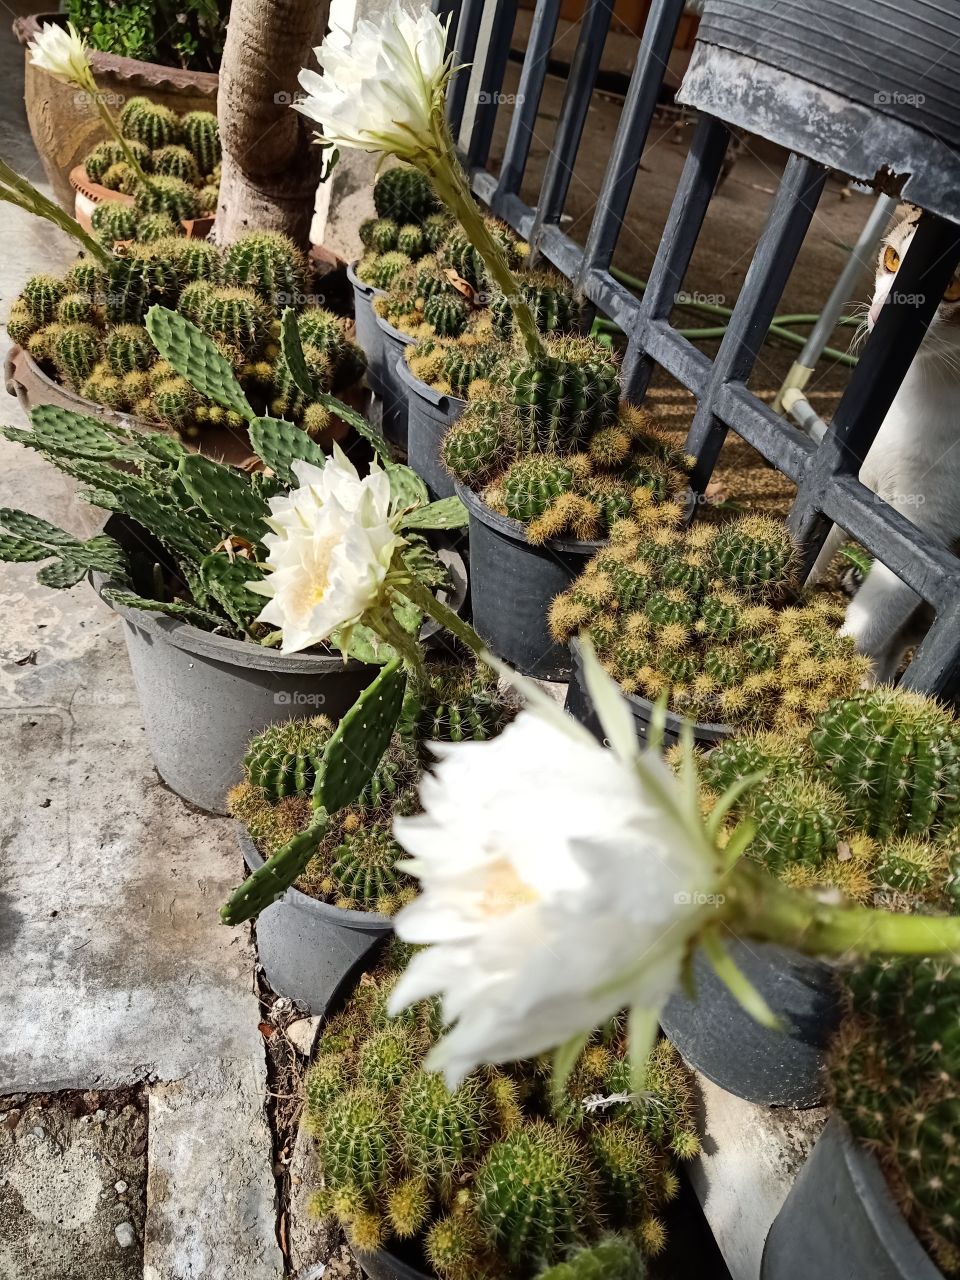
0,10,283,1278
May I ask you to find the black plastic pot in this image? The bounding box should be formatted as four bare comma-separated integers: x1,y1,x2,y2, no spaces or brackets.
396,356,466,499
357,1250,431,1280
374,315,417,451
761,1116,943,1279
239,826,393,1015
659,939,843,1108
565,637,733,750
454,481,602,680
347,262,387,394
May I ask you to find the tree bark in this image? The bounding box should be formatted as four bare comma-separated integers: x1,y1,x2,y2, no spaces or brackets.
214,0,330,248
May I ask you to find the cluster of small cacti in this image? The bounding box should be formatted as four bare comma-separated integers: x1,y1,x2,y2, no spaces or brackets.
306,956,699,1273
829,955,960,1275
551,512,872,725
230,662,515,910
443,380,692,542
11,235,365,438
82,100,221,245
356,165,454,287
694,686,960,909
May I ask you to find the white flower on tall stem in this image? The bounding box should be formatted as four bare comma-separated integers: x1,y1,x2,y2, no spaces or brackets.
295,0,545,361
388,646,733,1087
250,446,405,656
26,21,92,85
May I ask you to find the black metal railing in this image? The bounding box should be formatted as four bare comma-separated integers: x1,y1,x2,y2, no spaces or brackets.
442,0,960,699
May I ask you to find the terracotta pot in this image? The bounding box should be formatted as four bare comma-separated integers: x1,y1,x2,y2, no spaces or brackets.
13,12,217,212
5,343,352,467
69,165,216,240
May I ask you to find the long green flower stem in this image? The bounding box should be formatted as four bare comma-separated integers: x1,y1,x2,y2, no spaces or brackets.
725,860,960,958
88,90,152,189
417,116,545,363
0,157,111,265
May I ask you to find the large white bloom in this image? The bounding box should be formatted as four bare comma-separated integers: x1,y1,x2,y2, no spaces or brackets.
250,446,402,655
28,21,93,87
294,0,451,155
388,651,723,1085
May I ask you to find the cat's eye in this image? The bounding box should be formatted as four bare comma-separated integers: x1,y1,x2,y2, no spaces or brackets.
883,246,901,273
944,278,960,303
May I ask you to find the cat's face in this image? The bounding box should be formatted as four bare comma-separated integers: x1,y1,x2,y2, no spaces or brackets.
868,212,960,345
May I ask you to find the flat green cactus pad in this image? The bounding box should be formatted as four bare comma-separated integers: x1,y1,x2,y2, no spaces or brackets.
220,813,330,925
315,659,408,814
146,305,254,421
178,454,270,546
248,415,326,486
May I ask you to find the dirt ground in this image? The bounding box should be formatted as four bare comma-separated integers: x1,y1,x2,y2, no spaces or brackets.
485,46,885,518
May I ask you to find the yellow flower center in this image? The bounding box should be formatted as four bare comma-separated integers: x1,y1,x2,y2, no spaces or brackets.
480,859,537,917
291,534,338,615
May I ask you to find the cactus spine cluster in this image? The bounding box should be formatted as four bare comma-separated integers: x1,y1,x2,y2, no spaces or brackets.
306,960,697,1273
243,716,334,800
697,686,960,909
551,514,871,726
401,662,514,759
830,955,960,1276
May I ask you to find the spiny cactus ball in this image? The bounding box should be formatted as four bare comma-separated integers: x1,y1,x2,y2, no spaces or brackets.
329,824,406,912
223,231,309,311
181,110,221,176
198,286,272,357
243,715,334,801
710,516,799,601
133,174,201,222
373,165,439,223
52,323,101,387
120,97,182,150
152,144,200,185
91,200,138,244
535,1237,647,1280
22,274,66,326
135,212,182,243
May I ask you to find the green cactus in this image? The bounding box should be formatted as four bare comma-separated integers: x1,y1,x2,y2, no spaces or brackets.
357,1026,420,1093
137,212,182,243
491,276,579,340
56,292,95,325
397,223,427,257
270,344,333,420
248,415,327,486
150,376,198,430
181,111,221,175
23,275,66,326
474,1122,597,1266
423,213,452,251
51,323,102,388
85,138,152,183
242,717,334,801
329,823,405,911
100,161,134,192
873,836,942,897
7,299,36,346
105,325,155,376
510,339,620,453
64,261,104,301
404,663,512,751
439,220,520,290
151,144,200,185
369,218,400,252
361,250,412,291
91,200,138,244
320,1087,395,1196
198,183,220,214
178,280,218,325
442,398,515,486
134,175,200,222
373,165,438,222
439,342,503,398
810,688,960,840
120,97,182,150
591,1124,662,1227
710,516,799,600
163,237,224,284
399,1071,491,1196
223,231,308,311
747,777,848,874
503,455,575,522
105,255,179,324
314,659,409,816
355,735,419,810
305,1052,349,1122
424,1215,486,1280
424,292,469,338
197,286,271,357
535,1237,647,1280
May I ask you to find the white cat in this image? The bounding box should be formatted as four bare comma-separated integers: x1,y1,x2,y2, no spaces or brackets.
808,210,960,685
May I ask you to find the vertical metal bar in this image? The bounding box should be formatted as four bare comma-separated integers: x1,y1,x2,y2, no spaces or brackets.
465,0,518,169
446,0,485,139
496,0,563,199
620,115,730,402
901,600,960,700
576,0,686,289
527,0,615,255
684,153,828,493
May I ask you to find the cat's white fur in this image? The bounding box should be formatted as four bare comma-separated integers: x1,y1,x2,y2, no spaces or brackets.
808,211,960,684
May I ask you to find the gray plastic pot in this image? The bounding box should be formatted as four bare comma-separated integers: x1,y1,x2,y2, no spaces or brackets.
455,481,602,681
565,637,734,750
761,1116,943,1279
659,939,843,1108
238,827,393,1015
93,577,377,814
374,314,417,450
396,357,466,499
357,1249,430,1280
348,262,388,395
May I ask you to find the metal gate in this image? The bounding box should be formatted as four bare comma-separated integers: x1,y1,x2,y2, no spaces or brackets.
441,0,960,699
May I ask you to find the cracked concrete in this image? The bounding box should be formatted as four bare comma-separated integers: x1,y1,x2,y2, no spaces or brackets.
0,7,283,1276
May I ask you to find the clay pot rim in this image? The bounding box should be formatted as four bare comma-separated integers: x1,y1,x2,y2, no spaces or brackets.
14,12,219,93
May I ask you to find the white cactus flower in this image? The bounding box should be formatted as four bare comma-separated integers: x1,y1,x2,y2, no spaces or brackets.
388,646,726,1086
294,0,452,156
250,447,403,655
27,21,94,89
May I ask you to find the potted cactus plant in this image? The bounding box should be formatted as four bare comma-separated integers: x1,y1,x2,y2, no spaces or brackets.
554,512,871,746
71,99,222,240
6,230,366,466
229,662,514,1010
302,952,701,1278
762,953,960,1278
660,686,960,1107
0,308,467,813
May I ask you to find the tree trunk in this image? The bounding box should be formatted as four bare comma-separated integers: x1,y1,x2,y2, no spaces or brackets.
214,0,330,248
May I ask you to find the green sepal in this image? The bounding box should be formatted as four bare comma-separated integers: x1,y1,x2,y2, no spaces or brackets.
146,305,254,421
314,659,408,813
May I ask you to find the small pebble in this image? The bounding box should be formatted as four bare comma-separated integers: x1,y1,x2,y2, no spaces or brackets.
31,1126,45,1140
115,1222,136,1249
115,1180,128,1194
